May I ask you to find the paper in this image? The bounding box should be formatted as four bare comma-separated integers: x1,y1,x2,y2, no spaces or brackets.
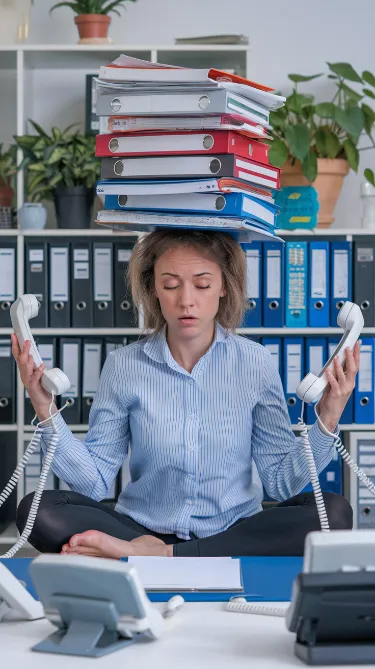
50,248,68,302
333,249,348,298
246,249,259,298
311,248,326,298
0,248,15,300
82,343,102,397
266,251,281,298
127,556,242,591
94,247,112,301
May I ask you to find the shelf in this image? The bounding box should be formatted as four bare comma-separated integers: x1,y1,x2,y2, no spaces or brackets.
0,44,250,70
278,228,375,237
238,328,375,335
2,327,375,336
1,228,375,238
0,425,17,432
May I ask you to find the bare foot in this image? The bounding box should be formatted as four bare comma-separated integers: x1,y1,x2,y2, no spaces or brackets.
61,530,173,559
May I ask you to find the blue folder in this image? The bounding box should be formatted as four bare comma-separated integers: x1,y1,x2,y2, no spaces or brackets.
241,242,263,327
354,337,375,424
263,241,285,327
302,448,343,496
261,337,283,378
330,241,352,327
327,336,353,424
308,241,330,327
104,191,277,225
1,556,302,603
285,241,308,327
305,337,327,425
283,337,304,424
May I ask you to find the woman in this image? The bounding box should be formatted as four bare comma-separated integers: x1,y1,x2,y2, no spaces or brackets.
15,229,356,559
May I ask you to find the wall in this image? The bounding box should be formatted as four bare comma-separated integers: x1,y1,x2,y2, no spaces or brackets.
18,0,375,226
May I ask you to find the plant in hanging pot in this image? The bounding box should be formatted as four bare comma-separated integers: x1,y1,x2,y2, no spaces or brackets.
268,63,375,227
0,143,17,208
49,0,138,44
15,121,101,229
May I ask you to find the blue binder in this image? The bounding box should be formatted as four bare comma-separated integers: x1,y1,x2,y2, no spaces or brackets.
330,241,352,327
327,337,353,424
302,448,343,495
354,337,375,424
285,241,308,327
104,191,278,224
262,337,283,378
242,242,263,327
283,337,304,424
308,241,330,327
263,241,285,327
305,337,327,425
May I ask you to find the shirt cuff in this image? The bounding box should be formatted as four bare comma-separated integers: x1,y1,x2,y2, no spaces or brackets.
308,419,339,457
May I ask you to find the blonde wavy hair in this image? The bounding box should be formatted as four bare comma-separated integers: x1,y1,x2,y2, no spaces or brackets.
128,229,248,332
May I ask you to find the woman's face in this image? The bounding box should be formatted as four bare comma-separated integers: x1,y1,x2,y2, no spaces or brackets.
154,245,226,340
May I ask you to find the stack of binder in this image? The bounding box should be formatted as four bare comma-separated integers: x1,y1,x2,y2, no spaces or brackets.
93,54,286,243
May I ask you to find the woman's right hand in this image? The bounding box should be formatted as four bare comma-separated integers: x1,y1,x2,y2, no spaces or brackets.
11,334,53,417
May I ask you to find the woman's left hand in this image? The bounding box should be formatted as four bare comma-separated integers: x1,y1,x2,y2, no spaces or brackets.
316,341,361,433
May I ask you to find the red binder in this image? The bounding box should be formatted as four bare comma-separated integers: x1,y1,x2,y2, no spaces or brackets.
95,130,269,164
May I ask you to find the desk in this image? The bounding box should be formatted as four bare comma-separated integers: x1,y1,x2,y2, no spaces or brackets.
0,602,366,669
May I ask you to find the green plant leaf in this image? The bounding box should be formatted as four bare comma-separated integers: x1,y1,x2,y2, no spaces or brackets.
288,73,322,83
362,71,375,88
27,119,49,137
302,149,317,182
343,138,359,171
327,62,362,82
315,128,341,158
334,105,364,142
341,83,363,103
363,88,375,100
285,124,310,161
364,168,375,187
268,138,289,167
315,102,335,119
362,103,375,137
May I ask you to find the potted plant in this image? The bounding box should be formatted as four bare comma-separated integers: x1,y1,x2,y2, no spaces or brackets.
49,0,138,43
15,121,101,229
268,63,375,227
0,143,16,208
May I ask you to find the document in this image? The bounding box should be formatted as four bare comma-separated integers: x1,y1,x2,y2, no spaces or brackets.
127,556,242,591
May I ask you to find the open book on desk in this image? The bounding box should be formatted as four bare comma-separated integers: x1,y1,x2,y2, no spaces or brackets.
125,556,243,592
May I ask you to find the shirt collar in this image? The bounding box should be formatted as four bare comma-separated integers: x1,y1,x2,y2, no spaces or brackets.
143,321,229,366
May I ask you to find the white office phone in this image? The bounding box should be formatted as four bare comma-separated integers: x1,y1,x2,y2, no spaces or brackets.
0,562,44,622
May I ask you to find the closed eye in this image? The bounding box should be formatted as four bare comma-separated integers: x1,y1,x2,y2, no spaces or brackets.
163,285,211,291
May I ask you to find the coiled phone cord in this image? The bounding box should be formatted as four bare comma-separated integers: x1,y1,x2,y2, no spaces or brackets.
0,394,68,559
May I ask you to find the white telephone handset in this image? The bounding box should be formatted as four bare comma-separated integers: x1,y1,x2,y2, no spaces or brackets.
0,295,71,559
296,301,364,404
10,295,70,396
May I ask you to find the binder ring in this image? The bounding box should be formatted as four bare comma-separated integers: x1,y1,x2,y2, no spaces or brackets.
198,95,210,110
336,300,345,310
0,301,10,311
0,397,9,408
86,397,94,407
287,397,297,406
114,160,124,176
77,301,86,311
214,195,226,211
209,159,221,174
54,301,64,311
360,396,370,406
202,134,214,150
362,507,372,516
120,300,131,311
111,98,122,113
66,398,75,406
248,299,257,310
269,300,279,310
98,301,108,311
361,300,370,310
314,300,324,310
118,195,128,207
109,138,120,153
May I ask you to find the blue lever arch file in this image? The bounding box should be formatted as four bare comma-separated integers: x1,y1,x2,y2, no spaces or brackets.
308,241,330,327
354,338,375,424
263,241,285,327
283,337,304,424
262,337,283,378
286,241,308,328
242,242,262,327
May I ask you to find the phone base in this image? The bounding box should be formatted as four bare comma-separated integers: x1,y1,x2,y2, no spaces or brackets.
32,619,140,658
295,640,375,666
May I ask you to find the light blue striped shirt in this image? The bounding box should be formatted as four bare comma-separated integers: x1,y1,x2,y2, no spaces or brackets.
41,323,336,540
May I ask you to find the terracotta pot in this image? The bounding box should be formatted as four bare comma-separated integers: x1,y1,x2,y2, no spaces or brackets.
0,180,14,208
74,14,111,43
280,158,349,228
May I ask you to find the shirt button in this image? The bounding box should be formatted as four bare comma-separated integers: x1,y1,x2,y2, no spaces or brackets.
188,445,195,452
188,474,194,480
189,413,196,420
186,499,193,505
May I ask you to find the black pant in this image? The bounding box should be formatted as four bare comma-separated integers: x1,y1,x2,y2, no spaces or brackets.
17,490,352,557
